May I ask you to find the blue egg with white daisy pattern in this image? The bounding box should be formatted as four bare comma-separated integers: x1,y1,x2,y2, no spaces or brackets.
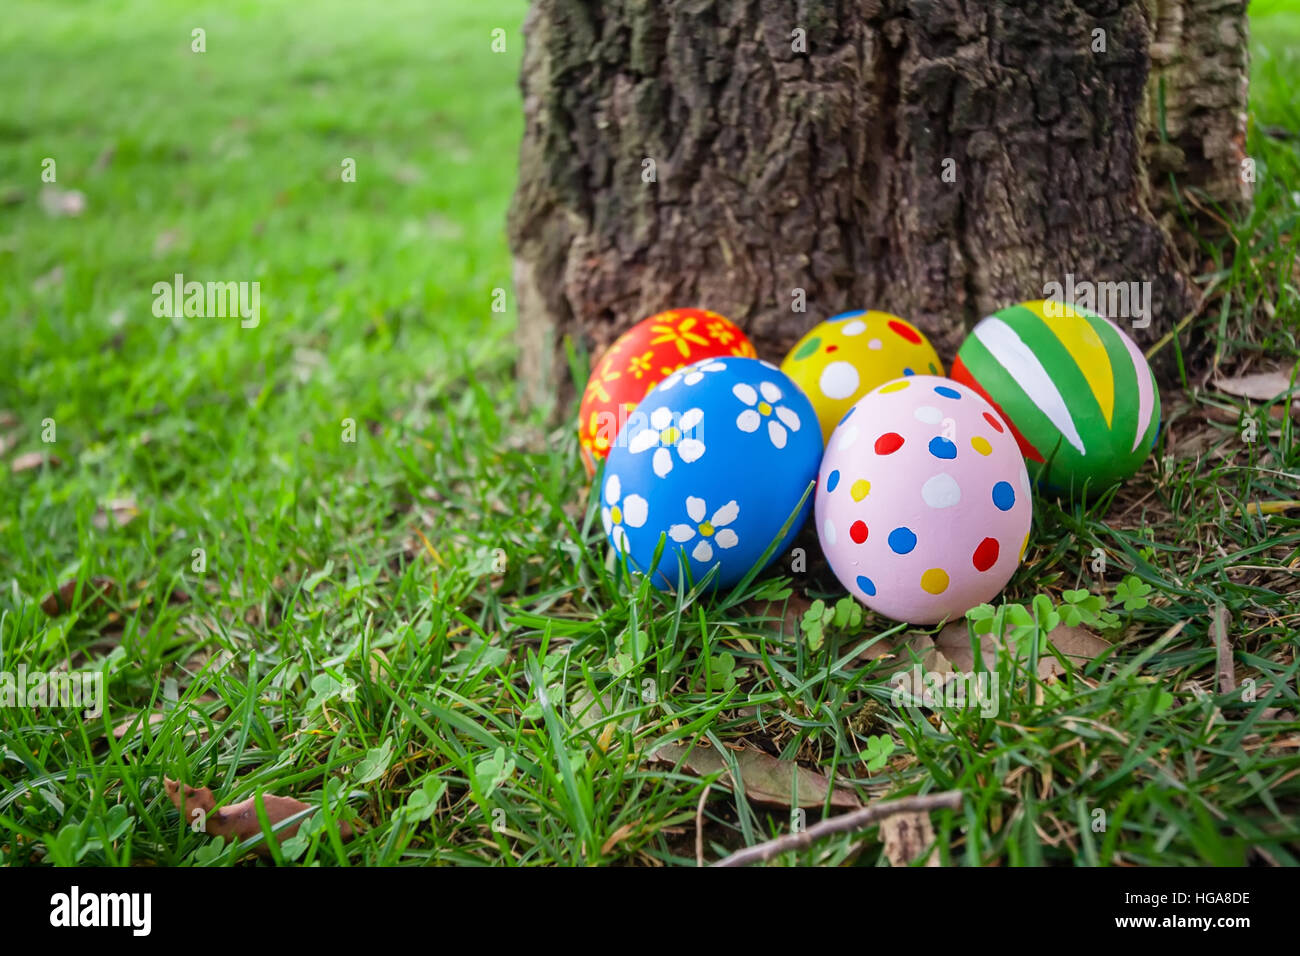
600,356,823,590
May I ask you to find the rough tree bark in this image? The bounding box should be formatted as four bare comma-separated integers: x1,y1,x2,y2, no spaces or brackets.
507,0,1249,407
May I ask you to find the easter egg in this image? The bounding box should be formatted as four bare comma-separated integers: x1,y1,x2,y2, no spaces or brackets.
780,310,944,442
816,375,1032,625
601,357,822,590
578,309,757,475
950,300,1160,492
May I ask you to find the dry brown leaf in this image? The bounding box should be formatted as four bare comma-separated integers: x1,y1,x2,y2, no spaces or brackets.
1245,500,1300,515
1212,368,1299,404
934,620,1110,680
11,450,63,473
600,821,639,855
111,712,165,740
881,811,940,866
746,590,815,640
39,576,117,616
649,741,860,810
163,779,354,855
92,496,140,529
1203,403,1291,426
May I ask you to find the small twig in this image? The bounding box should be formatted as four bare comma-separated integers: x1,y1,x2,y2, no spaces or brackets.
709,791,963,867
1212,605,1235,695
695,784,712,867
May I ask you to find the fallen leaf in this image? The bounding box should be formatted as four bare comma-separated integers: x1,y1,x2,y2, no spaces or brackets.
11,451,62,473
111,712,165,740
163,779,354,855
933,621,1111,680
887,632,956,698
600,821,639,855
1245,500,1300,515
1212,369,1300,404
881,811,939,866
39,576,117,616
92,496,140,529
745,590,814,640
649,741,860,810
1203,404,1291,426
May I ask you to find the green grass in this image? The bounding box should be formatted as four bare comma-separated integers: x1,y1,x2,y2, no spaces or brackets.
1,0,1297,866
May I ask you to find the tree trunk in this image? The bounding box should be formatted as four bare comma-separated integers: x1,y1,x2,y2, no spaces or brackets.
507,0,1249,408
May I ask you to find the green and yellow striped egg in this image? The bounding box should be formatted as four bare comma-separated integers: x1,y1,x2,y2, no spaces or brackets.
950,300,1159,492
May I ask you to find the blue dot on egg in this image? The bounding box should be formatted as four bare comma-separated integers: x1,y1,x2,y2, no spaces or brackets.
856,575,877,596
903,367,915,376
992,481,1016,511
888,527,917,554
934,385,961,399
928,437,957,459
827,469,840,492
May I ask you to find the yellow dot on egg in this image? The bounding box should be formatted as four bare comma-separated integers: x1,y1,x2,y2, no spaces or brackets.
971,436,992,456
660,426,680,445
920,568,949,595
850,479,871,501
611,505,622,524
1020,532,1029,559
758,401,772,416
878,380,911,394
700,521,715,537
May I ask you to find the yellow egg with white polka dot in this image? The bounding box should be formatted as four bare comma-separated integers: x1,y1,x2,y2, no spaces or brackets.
780,310,945,442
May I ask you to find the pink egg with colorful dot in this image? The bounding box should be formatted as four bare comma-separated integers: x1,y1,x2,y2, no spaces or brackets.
815,375,1032,625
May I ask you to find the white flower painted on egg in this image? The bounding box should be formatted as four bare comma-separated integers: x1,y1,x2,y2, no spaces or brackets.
733,380,802,449
628,405,706,477
668,496,740,563
658,360,727,392
600,473,648,553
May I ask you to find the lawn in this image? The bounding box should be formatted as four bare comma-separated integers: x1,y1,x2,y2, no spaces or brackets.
1,0,1297,866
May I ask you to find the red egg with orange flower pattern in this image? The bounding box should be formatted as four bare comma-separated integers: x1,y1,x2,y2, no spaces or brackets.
578,308,757,475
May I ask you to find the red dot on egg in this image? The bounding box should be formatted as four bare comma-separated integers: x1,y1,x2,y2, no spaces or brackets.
972,536,1000,572
826,344,839,353
874,432,905,455
982,411,1004,433
888,320,922,344
850,520,869,543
